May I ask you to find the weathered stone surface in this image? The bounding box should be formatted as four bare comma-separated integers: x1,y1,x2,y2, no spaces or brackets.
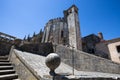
9,48,120,80
45,53,61,72
42,5,82,50
108,41,120,64
9,48,38,80
55,44,120,74
17,43,53,56
0,41,12,56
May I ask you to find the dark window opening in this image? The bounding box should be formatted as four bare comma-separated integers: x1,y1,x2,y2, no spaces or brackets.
88,48,95,54
75,9,78,13
61,30,64,38
116,45,120,53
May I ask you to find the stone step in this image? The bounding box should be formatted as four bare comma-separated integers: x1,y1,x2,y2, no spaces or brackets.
0,73,18,80
0,57,8,60
0,62,11,66
13,79,20,80
0,56,8,60
0,66,13,70
0,70,15,75
0,60,9,62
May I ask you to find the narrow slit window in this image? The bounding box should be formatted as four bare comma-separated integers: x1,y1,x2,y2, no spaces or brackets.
61,30,64,38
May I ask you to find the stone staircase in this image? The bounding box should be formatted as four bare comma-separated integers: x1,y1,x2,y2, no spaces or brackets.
0,56,20,80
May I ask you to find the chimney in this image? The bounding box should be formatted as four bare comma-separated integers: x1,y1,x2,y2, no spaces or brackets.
98,32,104,41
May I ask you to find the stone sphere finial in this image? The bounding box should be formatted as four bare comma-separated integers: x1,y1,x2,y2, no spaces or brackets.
45,53,61,76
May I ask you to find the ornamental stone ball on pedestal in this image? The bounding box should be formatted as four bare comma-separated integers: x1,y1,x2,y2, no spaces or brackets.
45,53,61,76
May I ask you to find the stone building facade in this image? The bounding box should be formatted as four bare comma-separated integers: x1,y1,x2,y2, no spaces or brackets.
42,5,82,50
108,40,120,63
82,33,109,59
95,38,120,63
82,32,120,63
39,5,120,63
6,5,119,64
82,34,100,54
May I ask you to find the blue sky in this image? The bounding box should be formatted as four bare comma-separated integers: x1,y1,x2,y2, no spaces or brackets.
0,0,120,40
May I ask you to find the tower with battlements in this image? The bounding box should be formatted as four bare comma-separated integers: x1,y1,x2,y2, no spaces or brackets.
64,5,82,50
42,5,82,50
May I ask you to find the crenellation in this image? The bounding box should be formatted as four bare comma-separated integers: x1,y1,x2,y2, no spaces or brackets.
48,17,64,23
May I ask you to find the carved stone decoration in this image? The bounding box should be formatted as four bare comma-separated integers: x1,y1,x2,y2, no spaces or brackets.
45,53,61,76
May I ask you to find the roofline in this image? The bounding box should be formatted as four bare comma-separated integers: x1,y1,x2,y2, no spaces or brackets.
0,32,16,39
65,4,78,12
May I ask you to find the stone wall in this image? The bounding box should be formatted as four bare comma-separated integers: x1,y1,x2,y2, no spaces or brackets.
0,41,13,56
55,45,120,74
8,46,120,80
82,34,109,59
42,17,68,45
9,47,40,80
108,41,120,63
95,42,110,59
95,38,120,62
8,47,80,80
17,43,53,56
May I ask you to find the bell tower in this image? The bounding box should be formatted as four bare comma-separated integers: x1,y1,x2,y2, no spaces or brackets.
64,5,82,50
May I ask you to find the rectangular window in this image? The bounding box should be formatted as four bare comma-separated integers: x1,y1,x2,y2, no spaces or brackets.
116,45,120,53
